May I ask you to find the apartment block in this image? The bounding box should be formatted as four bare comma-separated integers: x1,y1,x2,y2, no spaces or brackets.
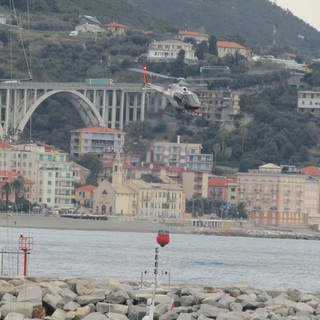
70,126,126,159
150,138,212,172
0,142,80,210
237,163,320,226
208,177,237,204
297,90,320,114
195,88,241,122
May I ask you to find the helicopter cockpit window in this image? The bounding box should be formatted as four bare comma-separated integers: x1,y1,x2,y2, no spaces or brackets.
183,93,201,106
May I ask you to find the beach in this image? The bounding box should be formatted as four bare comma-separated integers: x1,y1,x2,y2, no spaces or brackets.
0,213,188,233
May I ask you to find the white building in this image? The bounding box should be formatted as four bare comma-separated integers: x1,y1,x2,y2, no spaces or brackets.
70,126,126,159
0,142,80,211
147,40,197,63
297,90,320,114
150,137,212,172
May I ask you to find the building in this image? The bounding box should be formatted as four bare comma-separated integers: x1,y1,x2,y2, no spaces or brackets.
75,185,96,209
78,15,101,26
195,88,241,123
70,127,126,159
237,163,320,226
126,179,185,219
93,152,185,219
105,22,130,36
75,23,106,34
150,137,212,172
0,142,80,211
103,160,209,200
208,177,237,204
217,41,247,58
182,170,208,199
147,40,197,63
297,89,320,114
176,30,208,43
0,170,34,205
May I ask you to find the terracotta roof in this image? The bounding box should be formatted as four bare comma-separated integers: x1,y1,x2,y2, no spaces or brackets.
76,185,97,191
104,161,137,169
300,166,320,177
208,177,236,187
217,41,246,49
0,170,34,184
72,127,125,134
105,22,129,29
178,30,207,37
0,140,13,150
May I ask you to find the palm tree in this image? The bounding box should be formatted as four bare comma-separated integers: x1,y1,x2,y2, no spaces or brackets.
2,182,12,209
12,175,25,202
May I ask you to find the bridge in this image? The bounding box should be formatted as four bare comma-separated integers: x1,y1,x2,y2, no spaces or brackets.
0,81,147,138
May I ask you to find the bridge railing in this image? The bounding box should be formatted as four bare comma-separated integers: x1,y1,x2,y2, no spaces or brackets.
0,82,144,90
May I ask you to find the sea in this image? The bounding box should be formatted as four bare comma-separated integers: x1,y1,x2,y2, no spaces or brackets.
1,227,320,293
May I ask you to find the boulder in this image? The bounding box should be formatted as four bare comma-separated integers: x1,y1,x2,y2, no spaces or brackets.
76,280,96,296
96,302,128,314
127,304,147,320
0,281,15,298
63,301,81,311
77,290,105,305
43,293,63,309
4,312,24,320
17,283,42,306
1,302,33,318
75,305,91,318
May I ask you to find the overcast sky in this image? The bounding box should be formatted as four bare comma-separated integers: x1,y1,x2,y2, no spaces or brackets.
275,0,320,31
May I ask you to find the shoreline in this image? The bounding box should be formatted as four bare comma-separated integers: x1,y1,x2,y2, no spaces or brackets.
0,213,189,234
1,213,320,240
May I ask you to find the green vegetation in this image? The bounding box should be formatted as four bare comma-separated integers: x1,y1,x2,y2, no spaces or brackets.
1,0,320,176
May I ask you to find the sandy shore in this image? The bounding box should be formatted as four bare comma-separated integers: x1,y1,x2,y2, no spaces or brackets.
0,213,189,233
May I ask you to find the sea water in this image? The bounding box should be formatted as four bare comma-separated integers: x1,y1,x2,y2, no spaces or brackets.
1,227,320,293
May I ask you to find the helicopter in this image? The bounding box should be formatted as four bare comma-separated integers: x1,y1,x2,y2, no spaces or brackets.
129,66,203,117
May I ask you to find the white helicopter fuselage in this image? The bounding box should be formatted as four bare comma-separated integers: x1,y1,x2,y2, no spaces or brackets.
147,82,201,111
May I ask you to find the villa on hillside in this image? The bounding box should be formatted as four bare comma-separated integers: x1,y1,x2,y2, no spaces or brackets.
176,30,208,43
216,41,247,58
105,22,130,36
147,40,197,63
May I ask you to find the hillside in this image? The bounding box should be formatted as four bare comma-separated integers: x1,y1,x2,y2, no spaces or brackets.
128,0,320,56
2,0,320,56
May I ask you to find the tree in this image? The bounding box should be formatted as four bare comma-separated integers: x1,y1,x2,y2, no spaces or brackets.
224,147,232,165
208,35,218,56
239,127,248,154
171,49,186,77
141,174,163,183
12,176,25,200
195,41,208,61
78,153,103,186
213,143,220,169
2,182,11,209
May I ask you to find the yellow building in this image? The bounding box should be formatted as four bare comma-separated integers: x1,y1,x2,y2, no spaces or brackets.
75,185,96,208
217,41,247,58
237,163,320,226
125,179,185,219
93,152,185,219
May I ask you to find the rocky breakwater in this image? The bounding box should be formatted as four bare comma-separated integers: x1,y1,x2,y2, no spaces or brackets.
1,276,320,320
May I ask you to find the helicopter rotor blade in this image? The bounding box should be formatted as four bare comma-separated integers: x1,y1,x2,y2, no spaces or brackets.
129,68,174,80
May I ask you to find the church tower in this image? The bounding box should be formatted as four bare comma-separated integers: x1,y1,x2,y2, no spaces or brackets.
112,151,124,185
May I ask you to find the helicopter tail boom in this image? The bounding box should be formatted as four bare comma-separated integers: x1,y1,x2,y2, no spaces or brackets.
143,66,149,85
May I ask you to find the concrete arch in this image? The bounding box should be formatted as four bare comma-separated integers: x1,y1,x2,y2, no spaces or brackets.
17,89,105,134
